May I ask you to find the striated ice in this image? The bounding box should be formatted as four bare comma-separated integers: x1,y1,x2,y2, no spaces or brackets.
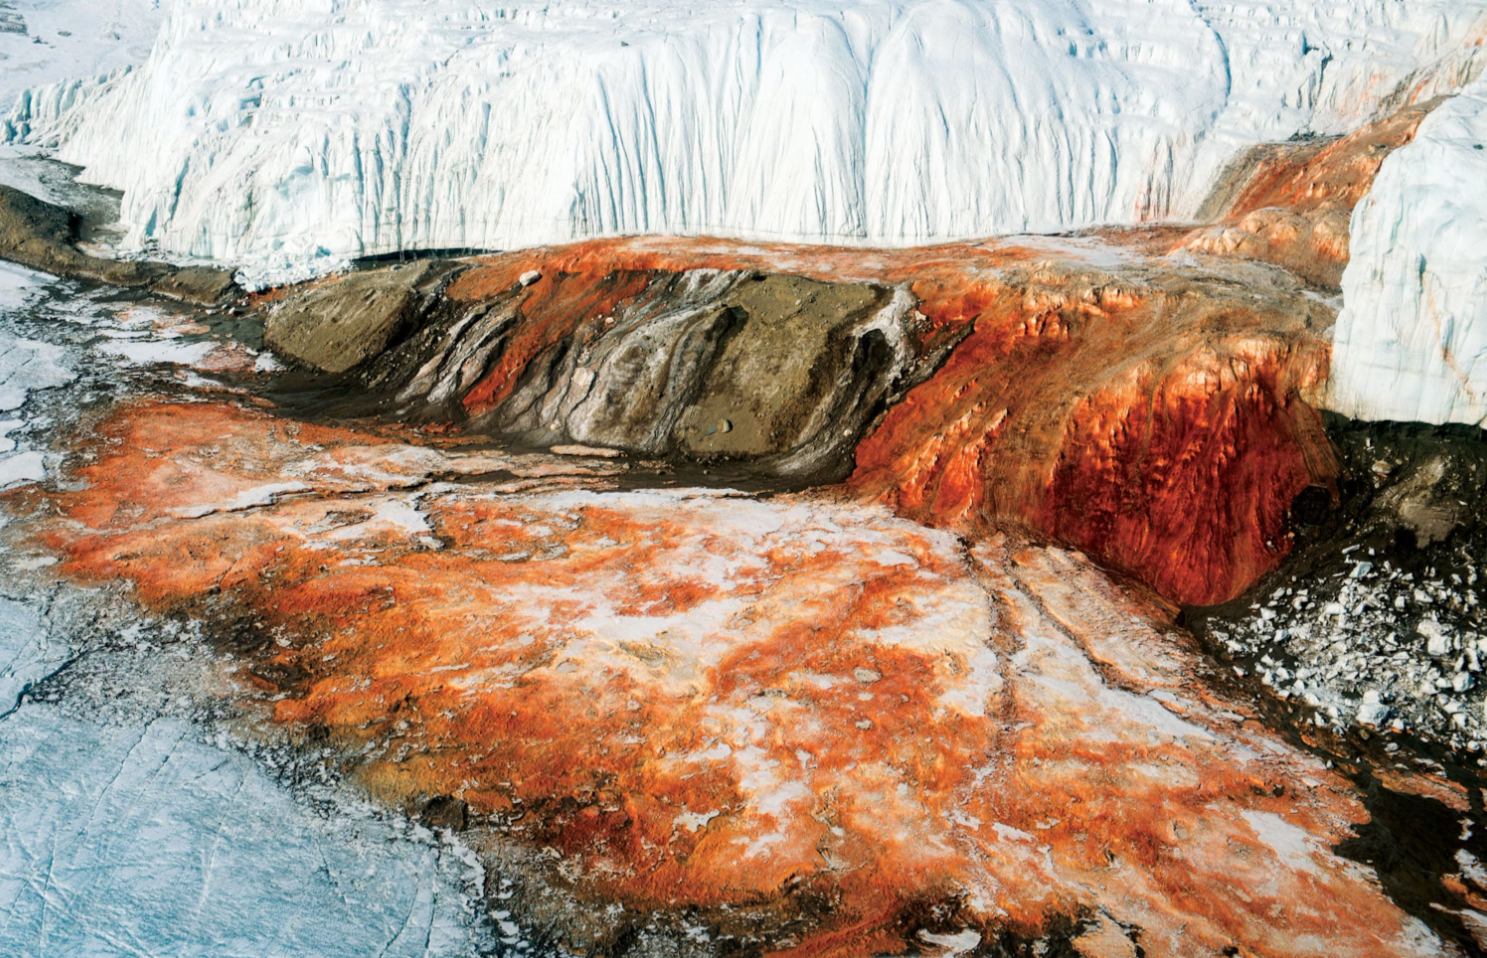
8,0,1487,285
1328,77,1487,427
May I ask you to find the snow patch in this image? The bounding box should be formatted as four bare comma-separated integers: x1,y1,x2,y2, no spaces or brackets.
169,481,310,518
0,329,74,411
98,337,219,367
0,450,46,488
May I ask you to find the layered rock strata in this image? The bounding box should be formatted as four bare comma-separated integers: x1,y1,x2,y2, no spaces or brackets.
8,396,1455,958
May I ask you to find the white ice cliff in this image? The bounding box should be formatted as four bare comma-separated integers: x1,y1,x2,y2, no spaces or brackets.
7,0,1487,284
1327,78,1487,427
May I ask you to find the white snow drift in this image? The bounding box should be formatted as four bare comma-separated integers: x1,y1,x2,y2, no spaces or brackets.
8,0,1487,285
1327,78,1487,427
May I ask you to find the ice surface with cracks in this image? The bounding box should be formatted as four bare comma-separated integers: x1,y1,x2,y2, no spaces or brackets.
0,706,498,958
9,0,1487,286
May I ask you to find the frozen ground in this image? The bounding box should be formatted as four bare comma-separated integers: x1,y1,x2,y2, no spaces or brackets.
0,261,503,958
7,0,1487,286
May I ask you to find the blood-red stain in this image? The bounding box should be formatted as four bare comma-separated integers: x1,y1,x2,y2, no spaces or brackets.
6,399,1435,957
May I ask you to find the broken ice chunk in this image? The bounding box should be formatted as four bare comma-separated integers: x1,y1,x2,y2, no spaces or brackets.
1357,694,1391,727
1420,619,1454,657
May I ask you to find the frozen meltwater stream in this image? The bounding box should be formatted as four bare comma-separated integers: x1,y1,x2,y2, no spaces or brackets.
0,262,503,957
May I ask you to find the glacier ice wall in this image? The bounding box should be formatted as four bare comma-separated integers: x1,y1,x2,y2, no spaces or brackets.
11,0,1487,283
1327,80,1487,427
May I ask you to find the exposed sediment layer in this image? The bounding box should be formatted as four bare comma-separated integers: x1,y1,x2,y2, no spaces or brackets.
7,396,1455,958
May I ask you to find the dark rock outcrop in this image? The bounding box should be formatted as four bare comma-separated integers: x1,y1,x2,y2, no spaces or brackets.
265,259,943,484
263,260,459,374
0,184,236,303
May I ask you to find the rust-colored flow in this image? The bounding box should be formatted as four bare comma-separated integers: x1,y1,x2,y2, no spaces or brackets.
353,234,1337,606
846,269,1335,606
10,398,1438,958
1177,100,1444,287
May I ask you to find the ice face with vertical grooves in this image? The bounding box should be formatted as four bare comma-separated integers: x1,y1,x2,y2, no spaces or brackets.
1327,78,1487,427
9,0,1487,286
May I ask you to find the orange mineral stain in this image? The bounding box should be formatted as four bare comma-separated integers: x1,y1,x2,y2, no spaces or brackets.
9,397,1440,958
848,269,1335,606
1178,100,1445,287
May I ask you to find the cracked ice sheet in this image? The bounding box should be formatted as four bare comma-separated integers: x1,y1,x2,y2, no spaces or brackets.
0,709,496,958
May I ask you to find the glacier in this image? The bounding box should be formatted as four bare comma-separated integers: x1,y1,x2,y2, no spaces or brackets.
0,709,496,958
0,0,163,109
8,0,1487,284
1326,77,1487,427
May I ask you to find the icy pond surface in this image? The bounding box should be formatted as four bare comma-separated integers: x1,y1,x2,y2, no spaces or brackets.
0,262,501,957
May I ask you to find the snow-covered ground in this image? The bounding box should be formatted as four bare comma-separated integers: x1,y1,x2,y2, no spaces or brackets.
6,0,1487,286
1327,77,1487,428
0,0,161,111
0,261,503,957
